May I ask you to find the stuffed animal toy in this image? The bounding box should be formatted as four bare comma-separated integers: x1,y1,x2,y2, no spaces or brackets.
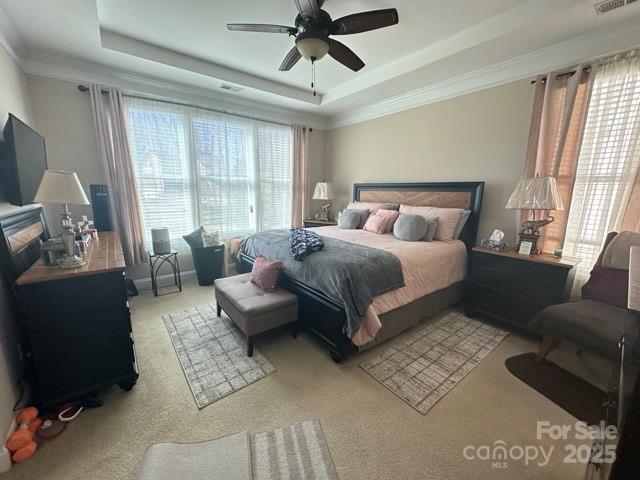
5,407,42,463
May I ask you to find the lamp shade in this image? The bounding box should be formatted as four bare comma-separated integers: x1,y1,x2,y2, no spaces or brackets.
312,182,334,200
629,246,640,311
505,176,563,210
33,170,90,205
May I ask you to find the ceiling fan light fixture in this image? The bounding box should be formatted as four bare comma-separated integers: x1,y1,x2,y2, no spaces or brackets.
296,36,329,60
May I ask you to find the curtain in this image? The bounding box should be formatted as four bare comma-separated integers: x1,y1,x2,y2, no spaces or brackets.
291,125,309,228
563,51,640,286
89,85,147,266
520,65,595,253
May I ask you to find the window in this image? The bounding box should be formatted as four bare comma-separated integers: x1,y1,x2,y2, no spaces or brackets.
125,97,292,241
563,55,640,284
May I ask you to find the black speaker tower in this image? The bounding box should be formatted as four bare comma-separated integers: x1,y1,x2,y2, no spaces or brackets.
90,184,112,231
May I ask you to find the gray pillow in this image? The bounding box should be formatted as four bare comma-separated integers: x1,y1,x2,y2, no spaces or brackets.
452,210,471,240
182,226,205,248
423,217,439,242
339,210,361,229
340,209,370,229
393,214,428,242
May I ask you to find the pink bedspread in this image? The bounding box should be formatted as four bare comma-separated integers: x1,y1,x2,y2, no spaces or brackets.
314,226,467,345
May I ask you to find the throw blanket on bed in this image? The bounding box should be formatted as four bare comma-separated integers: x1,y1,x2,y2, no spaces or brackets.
241,229,405,338
288,228,324,261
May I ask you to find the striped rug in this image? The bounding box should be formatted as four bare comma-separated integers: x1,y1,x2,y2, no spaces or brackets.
251,420,338,480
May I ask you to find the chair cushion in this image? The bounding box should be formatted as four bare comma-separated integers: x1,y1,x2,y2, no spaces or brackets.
529,300,638,358
582,265,629,309
215,273,296,316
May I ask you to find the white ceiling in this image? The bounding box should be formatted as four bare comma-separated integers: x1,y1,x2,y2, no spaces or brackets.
1,0,640,127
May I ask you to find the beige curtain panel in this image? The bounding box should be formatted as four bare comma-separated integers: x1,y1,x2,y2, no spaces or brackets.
291,125,309,228
89,85,147,266
520,65,595,253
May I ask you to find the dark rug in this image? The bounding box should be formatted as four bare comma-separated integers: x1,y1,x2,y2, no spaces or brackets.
505,352,606,425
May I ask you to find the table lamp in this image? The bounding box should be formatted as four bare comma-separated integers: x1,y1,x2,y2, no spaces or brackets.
34,170,90,269
505,175,563,255
312,182,334,221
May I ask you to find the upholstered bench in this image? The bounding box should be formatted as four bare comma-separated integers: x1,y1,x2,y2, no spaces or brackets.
214,273,298,356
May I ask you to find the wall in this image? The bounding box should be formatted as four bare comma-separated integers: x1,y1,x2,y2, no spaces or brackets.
0,42,35,441
325,80,534,243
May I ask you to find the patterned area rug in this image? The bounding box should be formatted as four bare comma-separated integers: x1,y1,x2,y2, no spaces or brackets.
162,304,275,408
251,420,339,480
361,312,508,414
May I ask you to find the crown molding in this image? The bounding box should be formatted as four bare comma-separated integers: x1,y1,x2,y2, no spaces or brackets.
0,5,24,63
327,17,640,129
20,52,329,129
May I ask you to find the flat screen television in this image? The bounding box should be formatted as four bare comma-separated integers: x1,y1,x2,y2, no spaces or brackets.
0,114,48,206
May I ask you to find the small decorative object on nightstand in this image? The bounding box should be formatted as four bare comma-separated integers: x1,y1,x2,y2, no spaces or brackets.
465,246,580,329
303,219,337,228
148,250,182,296
505,175,563,255
312,182,334,221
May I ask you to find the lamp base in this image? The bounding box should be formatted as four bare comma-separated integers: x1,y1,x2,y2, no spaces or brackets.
58,254,86,269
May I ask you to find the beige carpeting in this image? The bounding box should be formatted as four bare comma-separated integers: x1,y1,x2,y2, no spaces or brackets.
4,279,616,480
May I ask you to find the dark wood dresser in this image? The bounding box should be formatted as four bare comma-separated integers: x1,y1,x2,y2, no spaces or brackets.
14,231,138,408
464,246,581,330
303,219,337,228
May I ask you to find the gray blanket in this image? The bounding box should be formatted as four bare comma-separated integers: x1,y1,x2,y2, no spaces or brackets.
241,230,405,337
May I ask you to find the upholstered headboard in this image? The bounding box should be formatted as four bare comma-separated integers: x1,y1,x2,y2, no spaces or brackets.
353,182,484,250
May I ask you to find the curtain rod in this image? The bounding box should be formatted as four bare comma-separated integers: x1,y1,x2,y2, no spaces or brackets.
76,85,312,131
530,67,592,85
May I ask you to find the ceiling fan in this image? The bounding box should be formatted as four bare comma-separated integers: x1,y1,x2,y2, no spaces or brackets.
226,0,399,73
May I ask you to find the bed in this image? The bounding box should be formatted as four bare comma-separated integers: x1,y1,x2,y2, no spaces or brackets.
238,181,484,362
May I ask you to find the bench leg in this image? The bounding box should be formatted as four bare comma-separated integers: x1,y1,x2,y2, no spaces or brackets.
216,303,221,317
247,336,254,357
290,322,298,339
535,334,559,363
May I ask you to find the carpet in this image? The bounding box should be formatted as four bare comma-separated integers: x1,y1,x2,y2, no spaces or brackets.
505,352,607,425
361,312,508,414
162,304,275,408
251,420,339,480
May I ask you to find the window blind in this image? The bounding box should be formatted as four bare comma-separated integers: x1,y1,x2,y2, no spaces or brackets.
124,97,293,241
563,54,640,285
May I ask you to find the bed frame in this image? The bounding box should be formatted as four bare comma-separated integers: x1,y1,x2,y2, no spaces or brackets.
239,181,484,362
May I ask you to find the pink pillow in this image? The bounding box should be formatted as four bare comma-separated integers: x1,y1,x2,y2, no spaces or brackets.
363,209,400,234
250,255,282,292
399,205,463,241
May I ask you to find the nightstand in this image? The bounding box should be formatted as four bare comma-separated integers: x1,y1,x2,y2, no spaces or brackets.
303,219,337,228
464,246,581,330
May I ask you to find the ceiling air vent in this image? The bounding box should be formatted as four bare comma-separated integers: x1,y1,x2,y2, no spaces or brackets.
594,0,637,14
220,84,243,92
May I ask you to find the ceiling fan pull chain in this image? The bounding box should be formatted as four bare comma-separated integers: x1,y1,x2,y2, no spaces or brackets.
311,59,317,97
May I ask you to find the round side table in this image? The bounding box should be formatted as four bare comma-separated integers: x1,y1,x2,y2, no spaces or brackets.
148,250,182,296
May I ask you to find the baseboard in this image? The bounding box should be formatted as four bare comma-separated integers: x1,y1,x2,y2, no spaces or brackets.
0,416,16,473
132,269,196,292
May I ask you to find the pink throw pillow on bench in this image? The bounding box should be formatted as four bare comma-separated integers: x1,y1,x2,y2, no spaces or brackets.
363,209,400,234
251,255,283,292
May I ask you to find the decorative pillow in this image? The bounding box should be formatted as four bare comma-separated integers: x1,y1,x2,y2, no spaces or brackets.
393,214,428,242
250,255,283,293
346,201,399,214
399,205,464,242
363,209,400,234
452,210,471,240
338,210,361,229
424,217,440,242
182,226,205,248
202,230,219,247
582,265,629,309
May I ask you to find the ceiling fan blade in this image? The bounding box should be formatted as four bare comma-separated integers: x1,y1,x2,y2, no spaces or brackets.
328,39,364,72
331,9,399,35
279,46,302,71
226,23,295,34
293,0,320,20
